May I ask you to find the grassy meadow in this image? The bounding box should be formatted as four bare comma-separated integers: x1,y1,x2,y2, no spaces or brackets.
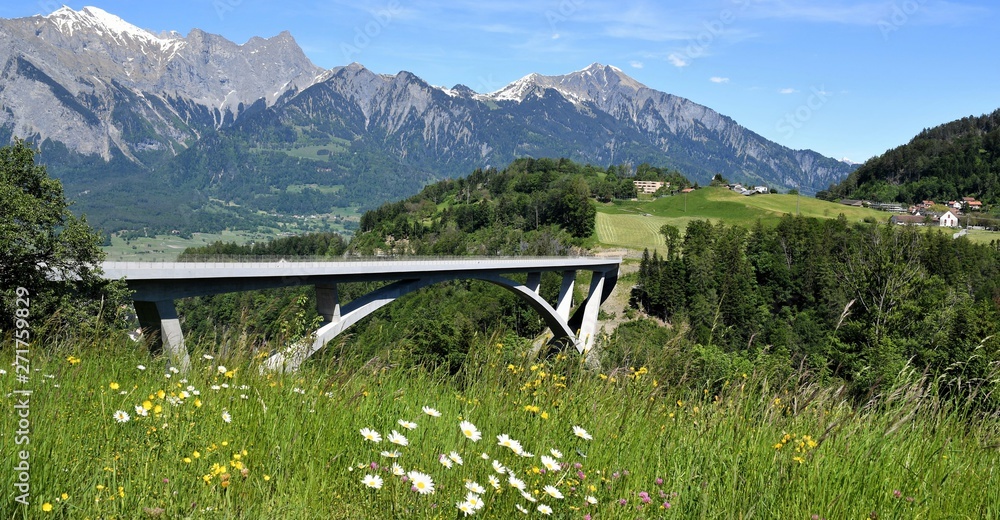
593,187,998,253
594,188,880,253
2,332,998,519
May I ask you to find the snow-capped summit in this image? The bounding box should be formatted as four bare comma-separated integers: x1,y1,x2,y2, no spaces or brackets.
44,5,184,55
0,5,322,160
487,63,647,104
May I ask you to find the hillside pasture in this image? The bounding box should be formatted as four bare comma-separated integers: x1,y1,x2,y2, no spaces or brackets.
596,187,890,249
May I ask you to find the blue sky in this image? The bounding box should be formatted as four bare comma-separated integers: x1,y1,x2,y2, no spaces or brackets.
5,1,998,162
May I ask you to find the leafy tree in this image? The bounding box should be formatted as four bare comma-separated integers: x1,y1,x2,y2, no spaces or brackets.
0,139,126,333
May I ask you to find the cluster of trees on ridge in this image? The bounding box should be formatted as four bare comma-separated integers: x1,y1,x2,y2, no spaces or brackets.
822,109,1000,208
351,157,688,256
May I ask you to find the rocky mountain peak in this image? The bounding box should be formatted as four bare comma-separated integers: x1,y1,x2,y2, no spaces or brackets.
486,63,647,104
42,5,183,53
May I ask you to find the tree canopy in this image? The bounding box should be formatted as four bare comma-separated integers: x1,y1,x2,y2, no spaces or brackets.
0,139,123,333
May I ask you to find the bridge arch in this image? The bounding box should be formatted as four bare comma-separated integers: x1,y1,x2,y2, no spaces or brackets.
264,272,577,371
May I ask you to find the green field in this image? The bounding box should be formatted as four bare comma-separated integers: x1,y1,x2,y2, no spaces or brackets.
251,136,352,161
285,183,345,195
103,231,273,261
962,228,1000,245
102,209,362,261
594,187,1000,252
3,334,996,518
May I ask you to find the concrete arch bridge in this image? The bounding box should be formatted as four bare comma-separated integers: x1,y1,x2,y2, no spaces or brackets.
101,256,621,371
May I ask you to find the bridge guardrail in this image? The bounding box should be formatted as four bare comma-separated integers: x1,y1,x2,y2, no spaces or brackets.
100,254,619,270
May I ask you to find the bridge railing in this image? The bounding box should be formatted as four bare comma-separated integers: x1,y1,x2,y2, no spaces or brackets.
171,254,597,263
100,253,623,271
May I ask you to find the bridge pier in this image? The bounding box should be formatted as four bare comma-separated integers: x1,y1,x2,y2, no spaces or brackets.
134,300,191,372
316,284,341,323
556,270,575,320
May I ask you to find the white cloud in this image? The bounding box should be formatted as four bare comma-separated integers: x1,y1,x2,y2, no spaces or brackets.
779,88,798,94
710,76,729,83
667,53,690,68
629,60,644,69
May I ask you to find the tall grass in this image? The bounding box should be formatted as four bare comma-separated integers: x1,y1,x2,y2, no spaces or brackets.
2,331,998,518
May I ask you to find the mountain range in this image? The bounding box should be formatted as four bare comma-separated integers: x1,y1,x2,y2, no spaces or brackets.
0,6,856,233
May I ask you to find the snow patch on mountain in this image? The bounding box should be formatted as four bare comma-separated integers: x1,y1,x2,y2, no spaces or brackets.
45,6,185,56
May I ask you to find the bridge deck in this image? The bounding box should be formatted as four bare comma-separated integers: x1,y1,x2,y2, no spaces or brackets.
102,257,621,281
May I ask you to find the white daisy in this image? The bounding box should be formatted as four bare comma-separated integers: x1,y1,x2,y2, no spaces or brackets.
407,470,435,494
540,455,560,471
543,485,564,499
572,425,593,440
448,451,464,465
113,410,130,423
459,420,482,441
362,474,383,489
465,492,485,510
537,503,553,515
387,430,409,446
496,434,523,454
456,501,475,516
221,410,232,423
466,481,485,494
422,406,442,417
360,427,382,443
398,419,418,430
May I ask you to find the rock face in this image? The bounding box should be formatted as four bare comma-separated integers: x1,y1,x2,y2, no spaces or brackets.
0,7,852,202
0,6,321,161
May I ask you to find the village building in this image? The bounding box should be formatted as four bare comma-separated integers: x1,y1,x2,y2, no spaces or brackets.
632,180,666,194
939,210,959,227
890,214,926,226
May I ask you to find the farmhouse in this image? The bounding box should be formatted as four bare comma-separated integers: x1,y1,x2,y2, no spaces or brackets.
890,214,926,226
939,210,959,227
